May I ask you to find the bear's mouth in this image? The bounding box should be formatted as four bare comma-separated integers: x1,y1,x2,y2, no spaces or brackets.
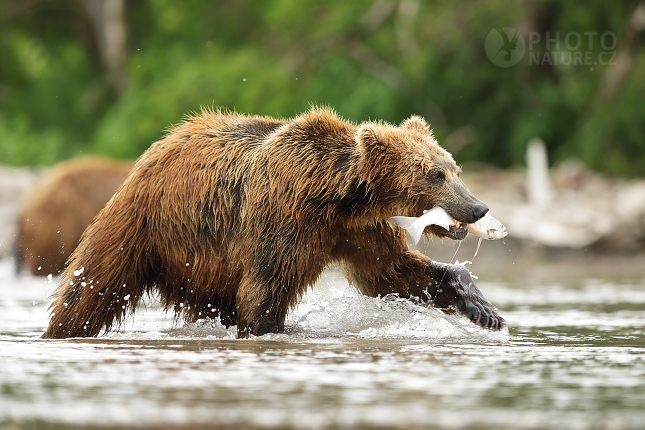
390,206,473,245
431,220,469,241
448,221,469,240
391,206,506,245
424,208,471,241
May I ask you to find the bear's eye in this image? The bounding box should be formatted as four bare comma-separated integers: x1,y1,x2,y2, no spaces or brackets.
429,170,445,183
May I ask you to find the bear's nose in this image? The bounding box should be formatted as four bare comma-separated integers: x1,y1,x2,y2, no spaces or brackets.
472,203,489,221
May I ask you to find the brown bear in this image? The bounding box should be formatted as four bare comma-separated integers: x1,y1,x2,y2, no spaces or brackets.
42,108,504,339
17,157,132,276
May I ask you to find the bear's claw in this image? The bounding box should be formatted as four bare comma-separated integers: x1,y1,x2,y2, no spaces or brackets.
461,295,505,331
429,261,505,331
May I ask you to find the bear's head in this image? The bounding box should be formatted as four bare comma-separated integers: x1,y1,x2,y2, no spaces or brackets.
356,116,488,241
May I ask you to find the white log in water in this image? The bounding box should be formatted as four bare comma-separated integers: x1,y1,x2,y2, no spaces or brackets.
526,137,552,207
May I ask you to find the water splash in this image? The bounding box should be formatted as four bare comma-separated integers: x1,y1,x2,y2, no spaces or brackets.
288,289,507,341
156,287,509,342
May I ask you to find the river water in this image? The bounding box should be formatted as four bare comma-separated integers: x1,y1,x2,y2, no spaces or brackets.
1,242,645,430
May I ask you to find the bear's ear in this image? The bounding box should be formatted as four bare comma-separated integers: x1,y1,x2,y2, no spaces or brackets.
355,123,386,153
402,115,431,135
355,123,388,183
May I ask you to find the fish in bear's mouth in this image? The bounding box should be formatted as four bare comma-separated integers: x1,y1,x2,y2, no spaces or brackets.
390,207,507,245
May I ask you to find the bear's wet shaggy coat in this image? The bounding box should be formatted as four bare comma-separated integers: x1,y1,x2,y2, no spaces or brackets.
43,108,503,339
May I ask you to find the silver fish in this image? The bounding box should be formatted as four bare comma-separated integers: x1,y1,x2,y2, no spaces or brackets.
391,207,507,245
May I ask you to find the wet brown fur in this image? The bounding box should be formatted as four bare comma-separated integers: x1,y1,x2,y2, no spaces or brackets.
43,108,503,339
17,158,132,276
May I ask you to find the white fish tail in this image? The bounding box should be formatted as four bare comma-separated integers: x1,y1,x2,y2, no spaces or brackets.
390,216,424,245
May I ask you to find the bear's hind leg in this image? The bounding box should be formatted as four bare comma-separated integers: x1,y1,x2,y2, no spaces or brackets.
235,274,292,338
43,265,145,339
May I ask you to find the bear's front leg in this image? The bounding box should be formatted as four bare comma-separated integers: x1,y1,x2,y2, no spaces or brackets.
336,228,504,331
424,260,504,330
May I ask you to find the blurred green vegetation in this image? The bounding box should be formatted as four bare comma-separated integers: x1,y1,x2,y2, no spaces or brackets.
1,0,644,176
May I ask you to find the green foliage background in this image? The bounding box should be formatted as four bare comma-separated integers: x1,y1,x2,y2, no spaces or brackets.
1,0,644,176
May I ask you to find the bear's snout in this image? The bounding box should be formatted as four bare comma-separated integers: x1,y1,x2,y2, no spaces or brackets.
472,203,489,222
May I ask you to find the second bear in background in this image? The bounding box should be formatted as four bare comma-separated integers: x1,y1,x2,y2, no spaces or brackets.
16,157,132,276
